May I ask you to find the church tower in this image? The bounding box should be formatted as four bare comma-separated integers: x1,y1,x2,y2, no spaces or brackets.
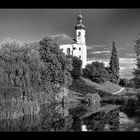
75,14,86,45
74,13,87,68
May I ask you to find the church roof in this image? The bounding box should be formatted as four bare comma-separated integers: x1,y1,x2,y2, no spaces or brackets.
51,34,76,45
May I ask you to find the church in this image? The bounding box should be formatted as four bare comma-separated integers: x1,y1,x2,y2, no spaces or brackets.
52,13,87,68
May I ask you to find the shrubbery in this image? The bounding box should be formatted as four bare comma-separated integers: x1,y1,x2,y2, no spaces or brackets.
68,56,82,79
82,61,110,83
119,78,135,88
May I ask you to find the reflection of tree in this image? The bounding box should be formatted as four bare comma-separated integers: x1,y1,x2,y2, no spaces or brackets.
19,114,40,131
71,116,81,131
82,108,120,131
0,104,73,131
51,115,73,131
37,104,73,131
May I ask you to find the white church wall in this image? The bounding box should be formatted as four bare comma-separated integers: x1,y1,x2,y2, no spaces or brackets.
60,43,87,68
60,44,73,55
76,29,86,45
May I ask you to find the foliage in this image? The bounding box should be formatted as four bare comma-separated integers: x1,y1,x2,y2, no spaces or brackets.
82,61,110,83
0,39,48,102
119,78,135,88
109,41,120,84
69,78,97,96
121,98,139,118
133,35,140,89
119,78,129,87
0,103,73,131
0,36,73,107
38,35,73,89
68,55,82,79
85,93,101,108
83,108,120,131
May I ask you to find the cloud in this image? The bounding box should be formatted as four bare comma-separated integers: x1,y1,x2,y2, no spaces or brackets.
93,44,107,48
127,53,136,57
87,46,92,49
87,44,108,50
119,58,136,64
87,58,109,67
91,50,110,54
117,47,125,50
119,58,136,79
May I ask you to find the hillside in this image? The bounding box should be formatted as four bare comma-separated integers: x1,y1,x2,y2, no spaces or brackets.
68,78,97,103
68,77,116,103
81,77,122,94
68,77,129,103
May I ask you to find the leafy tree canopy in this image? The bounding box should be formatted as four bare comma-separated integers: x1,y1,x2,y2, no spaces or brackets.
82,61,110,83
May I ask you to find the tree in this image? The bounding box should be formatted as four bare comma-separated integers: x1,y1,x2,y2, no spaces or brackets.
68,56,82,79
38,36,73,102
0,39,45,101
133,35,140,89
109,41,120,84
119,78,126,87
82,61,110,83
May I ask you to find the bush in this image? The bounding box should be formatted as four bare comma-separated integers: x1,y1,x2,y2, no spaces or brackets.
119,78,129,87
39,36,73,88
119,78,135,88
68,56,82,79
82,61,110,83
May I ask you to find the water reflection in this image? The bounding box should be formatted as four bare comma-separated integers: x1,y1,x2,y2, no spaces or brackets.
0,103,73,131
0,102,139,131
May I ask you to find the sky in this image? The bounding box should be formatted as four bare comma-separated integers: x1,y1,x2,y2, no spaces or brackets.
0,9,140,79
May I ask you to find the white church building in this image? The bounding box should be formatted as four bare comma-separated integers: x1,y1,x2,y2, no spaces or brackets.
52,13,87,68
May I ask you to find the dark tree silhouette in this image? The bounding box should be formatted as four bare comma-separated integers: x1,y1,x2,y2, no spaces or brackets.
109,41,120,84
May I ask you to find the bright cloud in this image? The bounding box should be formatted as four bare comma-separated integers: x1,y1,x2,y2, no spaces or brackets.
91,50,110,54
127,53,136,57
87,44,108,50
87,58,109,67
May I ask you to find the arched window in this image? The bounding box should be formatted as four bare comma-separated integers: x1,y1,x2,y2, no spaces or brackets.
78,31,81,36
67,48,71,55
79,55,81,59
79,47,81,50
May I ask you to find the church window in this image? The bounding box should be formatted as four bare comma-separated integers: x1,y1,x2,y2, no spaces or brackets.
67,48,71,55
78,32,81,36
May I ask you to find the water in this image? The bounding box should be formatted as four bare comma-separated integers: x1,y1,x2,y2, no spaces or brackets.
0,103,139,131
119,112,135,131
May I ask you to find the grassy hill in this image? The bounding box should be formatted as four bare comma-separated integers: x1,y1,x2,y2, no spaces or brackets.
68,77,123,103
81,77,122,94
68,77,138,105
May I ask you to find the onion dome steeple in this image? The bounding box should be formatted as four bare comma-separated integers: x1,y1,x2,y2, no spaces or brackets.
75,13,85,30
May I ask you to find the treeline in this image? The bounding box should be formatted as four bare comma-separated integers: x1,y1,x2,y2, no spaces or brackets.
81,41,120,84
0,36,75,119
